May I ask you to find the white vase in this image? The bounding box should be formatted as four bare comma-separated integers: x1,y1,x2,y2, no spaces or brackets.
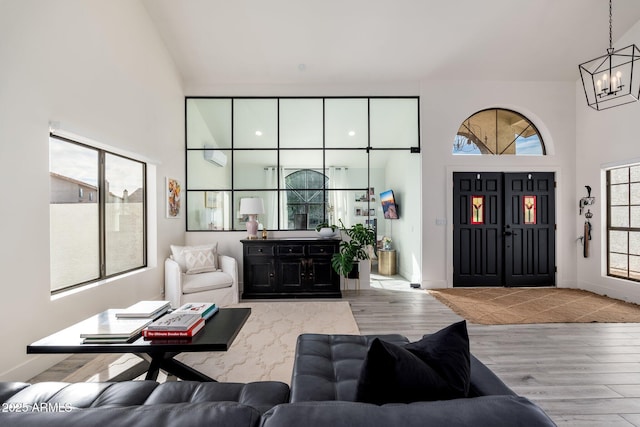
317,227,335,238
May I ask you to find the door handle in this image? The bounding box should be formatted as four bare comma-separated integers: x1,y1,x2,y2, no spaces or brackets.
503,231,518,236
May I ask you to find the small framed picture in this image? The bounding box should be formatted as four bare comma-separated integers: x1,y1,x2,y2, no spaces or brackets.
166,177,181,219
205,191,217,208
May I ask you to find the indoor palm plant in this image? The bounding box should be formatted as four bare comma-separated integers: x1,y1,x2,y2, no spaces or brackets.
331,219,376,278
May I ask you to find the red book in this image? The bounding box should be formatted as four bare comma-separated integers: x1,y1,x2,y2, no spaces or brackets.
142,318,205,338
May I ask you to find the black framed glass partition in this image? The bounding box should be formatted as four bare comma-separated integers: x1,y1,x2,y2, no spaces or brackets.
185,97,420,232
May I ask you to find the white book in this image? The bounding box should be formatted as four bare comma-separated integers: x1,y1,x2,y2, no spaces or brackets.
115,300,171,318
146,312,202,331
173,302,218,319
79,309,152,339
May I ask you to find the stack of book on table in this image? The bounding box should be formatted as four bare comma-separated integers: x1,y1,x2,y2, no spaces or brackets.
80,301,171,344
115,300,171,319
142,302,218,339
80,309,154,344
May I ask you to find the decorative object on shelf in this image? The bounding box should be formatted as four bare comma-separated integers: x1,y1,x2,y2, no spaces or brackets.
166,177,181,219
315,223,338,238
382,236,392,250
331,219,376,278
579,0,640,111
239,197,265,239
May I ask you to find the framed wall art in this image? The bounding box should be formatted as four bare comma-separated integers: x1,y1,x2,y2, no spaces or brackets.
166,177,181,219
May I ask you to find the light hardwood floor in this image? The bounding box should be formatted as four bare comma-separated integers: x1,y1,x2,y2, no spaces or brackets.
28,287,640,426
344,288,640,427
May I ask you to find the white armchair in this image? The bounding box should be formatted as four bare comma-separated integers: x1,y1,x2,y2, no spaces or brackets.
164,244,239,309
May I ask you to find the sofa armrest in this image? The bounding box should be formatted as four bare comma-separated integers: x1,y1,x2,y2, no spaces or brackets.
165,258,183,309
468,355,515,397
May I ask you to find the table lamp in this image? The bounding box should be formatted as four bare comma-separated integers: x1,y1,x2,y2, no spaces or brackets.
239,197,265,239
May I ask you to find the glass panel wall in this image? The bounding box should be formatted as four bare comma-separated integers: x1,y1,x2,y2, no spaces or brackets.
185,97,419,231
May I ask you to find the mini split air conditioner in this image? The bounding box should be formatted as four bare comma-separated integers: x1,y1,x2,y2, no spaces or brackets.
203,147,227,167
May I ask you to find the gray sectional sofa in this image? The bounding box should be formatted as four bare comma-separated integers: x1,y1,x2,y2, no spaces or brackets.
0,333,557,427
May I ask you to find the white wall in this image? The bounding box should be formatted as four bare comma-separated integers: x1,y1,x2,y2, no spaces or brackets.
0,0,184,380
420,80,578,289
381,150,422,283
575,19,640,304
184,80,580,293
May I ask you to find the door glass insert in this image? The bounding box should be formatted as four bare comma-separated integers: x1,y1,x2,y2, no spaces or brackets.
523,195,537,224
471,195,484,224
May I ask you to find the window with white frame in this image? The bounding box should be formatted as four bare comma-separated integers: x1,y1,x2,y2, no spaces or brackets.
49,135,146,294
607,164,640,282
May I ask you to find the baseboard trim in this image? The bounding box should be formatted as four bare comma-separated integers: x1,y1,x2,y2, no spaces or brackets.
0,353,67,382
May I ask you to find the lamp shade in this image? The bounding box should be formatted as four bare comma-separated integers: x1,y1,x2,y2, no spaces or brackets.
239,198,265,215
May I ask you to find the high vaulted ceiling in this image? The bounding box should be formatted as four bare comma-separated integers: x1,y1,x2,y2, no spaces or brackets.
141,0,640,88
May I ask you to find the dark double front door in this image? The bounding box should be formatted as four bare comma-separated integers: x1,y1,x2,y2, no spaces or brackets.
453,172,555,287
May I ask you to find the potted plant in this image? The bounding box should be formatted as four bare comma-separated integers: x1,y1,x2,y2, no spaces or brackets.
331,219,376,278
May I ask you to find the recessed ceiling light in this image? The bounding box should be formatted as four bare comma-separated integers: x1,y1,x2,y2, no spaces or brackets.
348,131,356,137
255,131,263,136
298,63,306,71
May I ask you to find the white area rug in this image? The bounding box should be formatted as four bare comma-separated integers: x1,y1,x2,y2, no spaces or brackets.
176,301,360,384
62,301,359,385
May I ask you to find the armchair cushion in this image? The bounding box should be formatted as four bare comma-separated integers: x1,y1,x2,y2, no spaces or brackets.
182,270,234,294
170,243,218,273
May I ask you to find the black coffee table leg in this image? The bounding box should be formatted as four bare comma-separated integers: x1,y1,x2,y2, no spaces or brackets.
145,352,217,382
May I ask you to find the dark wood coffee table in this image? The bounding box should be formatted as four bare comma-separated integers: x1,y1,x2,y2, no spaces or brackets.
27,307,250,382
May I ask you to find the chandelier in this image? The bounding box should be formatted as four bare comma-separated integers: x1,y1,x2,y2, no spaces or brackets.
579,0,640,111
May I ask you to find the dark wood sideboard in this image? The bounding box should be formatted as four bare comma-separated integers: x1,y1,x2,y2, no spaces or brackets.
241,238,341,299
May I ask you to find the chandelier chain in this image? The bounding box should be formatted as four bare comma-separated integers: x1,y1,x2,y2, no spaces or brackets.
609,0,613,50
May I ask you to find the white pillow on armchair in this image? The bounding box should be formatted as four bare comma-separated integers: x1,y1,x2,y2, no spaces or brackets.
170,243,218,273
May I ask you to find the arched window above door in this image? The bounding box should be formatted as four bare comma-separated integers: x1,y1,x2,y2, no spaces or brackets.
452,108,545,155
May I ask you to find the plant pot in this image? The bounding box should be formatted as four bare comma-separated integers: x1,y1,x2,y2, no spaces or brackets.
347,263,359,279
316,227,336,238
